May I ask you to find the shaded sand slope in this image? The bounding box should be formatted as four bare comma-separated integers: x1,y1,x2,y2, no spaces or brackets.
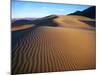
12,26,96,74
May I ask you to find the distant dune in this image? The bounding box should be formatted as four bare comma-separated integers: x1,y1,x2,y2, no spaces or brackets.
11,15,95,31
54,15,95,29
11,15,58,31
69,6,96,19
12,14,96,74
11,19,34,27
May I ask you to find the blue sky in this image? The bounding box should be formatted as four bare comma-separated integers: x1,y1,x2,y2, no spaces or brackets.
12,0,91,18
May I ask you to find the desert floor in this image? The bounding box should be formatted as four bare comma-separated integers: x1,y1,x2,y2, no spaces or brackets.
11,15,96,74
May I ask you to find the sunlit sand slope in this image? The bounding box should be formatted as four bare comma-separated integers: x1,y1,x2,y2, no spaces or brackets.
11,25,34,31
12,26,96,74
54,15,95,29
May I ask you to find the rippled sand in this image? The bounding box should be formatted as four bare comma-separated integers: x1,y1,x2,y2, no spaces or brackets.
11,15,96,74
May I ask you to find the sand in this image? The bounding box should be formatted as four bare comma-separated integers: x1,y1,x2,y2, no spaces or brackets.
11,25,33,31
11,15,96,74
54,15,95,29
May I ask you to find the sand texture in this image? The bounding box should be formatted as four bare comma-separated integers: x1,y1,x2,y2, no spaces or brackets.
11,15,96,74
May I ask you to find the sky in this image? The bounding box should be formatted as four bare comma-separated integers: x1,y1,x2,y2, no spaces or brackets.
12,0,92,18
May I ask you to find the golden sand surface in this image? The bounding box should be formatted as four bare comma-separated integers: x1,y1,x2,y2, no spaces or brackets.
11,25,33,31
12,15,96,74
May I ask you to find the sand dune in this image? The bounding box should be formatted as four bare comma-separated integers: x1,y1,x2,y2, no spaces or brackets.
11,15,95,31
11,25,34,31
54,15,95,29
12,25,96,74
